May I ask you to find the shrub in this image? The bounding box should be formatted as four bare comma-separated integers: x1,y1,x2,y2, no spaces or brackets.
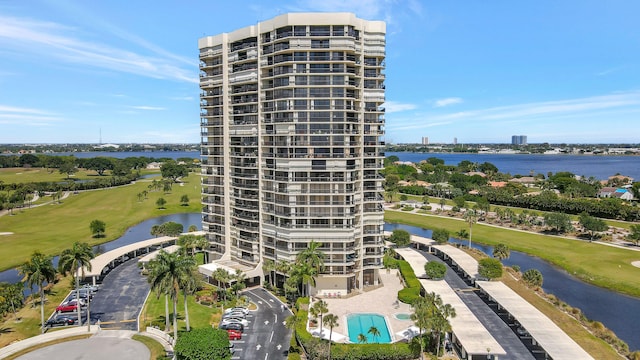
424,261,446,279
522,269,543,288
421,205,432,210
174,327,231,360
431,228,449,244
388,229,411,247
397,260,421,304
478,258,503,280
401,206,414,211
511,265,520,273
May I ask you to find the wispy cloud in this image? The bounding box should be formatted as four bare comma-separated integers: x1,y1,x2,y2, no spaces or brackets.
433,97,463,108
391,91,640,131
596,66,623,76
130,106,165,111
170,96,194,101
0,105,62,126
0,15,198,84
296,0,386,19
384,100,418,113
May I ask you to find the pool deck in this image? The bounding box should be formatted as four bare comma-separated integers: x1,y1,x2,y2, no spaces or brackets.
311,269,415,343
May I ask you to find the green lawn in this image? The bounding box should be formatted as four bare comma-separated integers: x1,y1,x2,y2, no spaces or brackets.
0,172,201,271
385,210,640,297
141,289,220,331
0,167,103,184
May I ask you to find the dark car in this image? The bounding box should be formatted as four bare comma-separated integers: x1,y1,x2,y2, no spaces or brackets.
219,322,243,332
46,315,76,327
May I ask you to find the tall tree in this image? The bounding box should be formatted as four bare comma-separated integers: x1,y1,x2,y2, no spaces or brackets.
19,251,56,333
89,219,106,238
578,212,608,242
323,313,339,359
262,259,276,287
160,161,189,182
296,240,325,296
311,300,328,337
212,268,231,302
147,250,195,341
463,209,477,248
179,259,199,331
230,270,247,300
58,242,94,325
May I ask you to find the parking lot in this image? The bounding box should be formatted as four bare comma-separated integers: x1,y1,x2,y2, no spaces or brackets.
229,288,292,360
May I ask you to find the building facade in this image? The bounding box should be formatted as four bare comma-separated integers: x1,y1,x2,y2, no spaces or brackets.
421,136,429,145
511,135,527,145
199,13,386,294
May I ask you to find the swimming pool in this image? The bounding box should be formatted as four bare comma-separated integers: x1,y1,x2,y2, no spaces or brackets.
347,313,392,343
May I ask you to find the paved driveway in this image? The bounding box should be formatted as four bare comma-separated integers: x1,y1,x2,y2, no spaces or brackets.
91,258,150,330
235,288,292,360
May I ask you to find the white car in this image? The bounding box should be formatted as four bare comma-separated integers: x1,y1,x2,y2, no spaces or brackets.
220,317,249,327
224,307,249,315
223,311,246,319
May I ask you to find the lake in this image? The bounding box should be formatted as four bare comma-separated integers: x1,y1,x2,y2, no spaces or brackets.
385,222,640,351
387,151,640,181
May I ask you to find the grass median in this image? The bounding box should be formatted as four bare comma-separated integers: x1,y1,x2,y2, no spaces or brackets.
0,172,201,272
385,210,640,298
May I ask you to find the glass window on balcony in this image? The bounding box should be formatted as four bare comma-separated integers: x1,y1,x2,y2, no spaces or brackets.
294,25,306,36
310,25,330,37
332,25,345,36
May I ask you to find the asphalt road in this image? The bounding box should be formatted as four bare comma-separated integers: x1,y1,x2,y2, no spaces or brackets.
234,288,293,360
90,258,150,330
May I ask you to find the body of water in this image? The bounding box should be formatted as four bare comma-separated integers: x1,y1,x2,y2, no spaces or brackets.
384,223,640,351
387,151,640,181
0,213,201,288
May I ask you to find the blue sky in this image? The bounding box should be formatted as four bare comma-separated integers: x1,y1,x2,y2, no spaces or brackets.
0,0,638,144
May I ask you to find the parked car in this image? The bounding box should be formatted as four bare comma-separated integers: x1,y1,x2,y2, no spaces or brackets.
56,299,85,313
68,292,91,301
227,329,242,340
220,317,248,327
79,284,99,293
222,311,246,319
46,315,76,327
219,322,243,332
224,307,249,315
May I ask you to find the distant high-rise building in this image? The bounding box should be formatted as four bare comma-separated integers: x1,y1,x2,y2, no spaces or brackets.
453,137,457,145
422,137,429,145
199,13,386,295
512,135,527,145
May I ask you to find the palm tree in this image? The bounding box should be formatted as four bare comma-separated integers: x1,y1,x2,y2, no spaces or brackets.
291,262,317,297
178,234,207,257
179,261,199,331
410,296,432,360
492,243,510,260
311,300,328,336
19,251,56,333
296,240,325,296
262,259,276,287
147,250,194,341
432,301,456,357
231,269,246,300
212,268,231,302
58,242,94,326
323,313,339,360
368,325,381,343
464,209,477,249
357,333,368,344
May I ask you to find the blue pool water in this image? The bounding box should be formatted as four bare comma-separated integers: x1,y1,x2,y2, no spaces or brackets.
347,313,392,343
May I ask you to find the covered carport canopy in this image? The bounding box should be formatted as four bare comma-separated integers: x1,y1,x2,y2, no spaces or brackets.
81,236,178,284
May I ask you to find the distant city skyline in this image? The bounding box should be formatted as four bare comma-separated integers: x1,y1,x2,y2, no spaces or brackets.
1,1,639,144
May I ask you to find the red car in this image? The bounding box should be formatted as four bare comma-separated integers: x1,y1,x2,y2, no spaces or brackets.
227,329,242,340
56,300,82,313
